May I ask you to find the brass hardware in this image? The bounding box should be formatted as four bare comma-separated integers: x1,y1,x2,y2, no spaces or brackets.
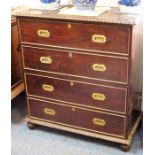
68,23,72,29
37,29,50,38
70,81,74,86
42,84,54,92
40,56,52,64
92,118,106,126
92,64,106,72
92,93,106,101
69,52,72,58
92,34,107,44
44,108,56,116
17,44,21,52
72,107,76,112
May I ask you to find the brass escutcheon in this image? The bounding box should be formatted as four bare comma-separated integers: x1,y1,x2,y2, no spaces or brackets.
68,23,72,29
72,107,76,112
70,81,74,86
69,52,72,58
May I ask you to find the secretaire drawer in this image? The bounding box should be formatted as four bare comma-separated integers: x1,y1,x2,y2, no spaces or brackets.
19,18,130,55
28,98,126,137
25,73,127,114
22,47,128,84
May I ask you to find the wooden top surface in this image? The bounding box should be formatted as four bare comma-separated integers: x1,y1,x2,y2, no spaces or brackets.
12,5,142,25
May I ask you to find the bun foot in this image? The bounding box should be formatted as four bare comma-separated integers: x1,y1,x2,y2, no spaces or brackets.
27,122,36,129
120,144,131,152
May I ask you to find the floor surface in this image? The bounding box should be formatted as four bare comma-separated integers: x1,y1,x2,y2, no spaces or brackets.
11,93,143,155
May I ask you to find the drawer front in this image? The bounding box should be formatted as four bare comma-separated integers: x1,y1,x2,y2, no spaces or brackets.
19,18,130,55
22,47,128,84
28,98,126,137
25,73,127,114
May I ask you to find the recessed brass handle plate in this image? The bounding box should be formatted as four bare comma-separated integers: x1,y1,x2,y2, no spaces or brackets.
40,56,52,64
92,34,107,44
92,64,106,72
92,118,106,126
44,108,56,116
37,29,50,38
92,93,106,101
42,84,54,92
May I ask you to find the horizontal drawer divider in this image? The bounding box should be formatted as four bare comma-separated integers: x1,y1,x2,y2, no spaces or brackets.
23,68,128,85
24,72,128,90
22,45,129,59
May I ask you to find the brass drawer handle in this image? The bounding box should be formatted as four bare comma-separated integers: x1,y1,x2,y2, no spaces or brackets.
40,56,52,64
92,118,106,126
92,64,106,72
92,34,107,44
44,108,56,116
42,84,54,92
37,29,50,38
92,93,106,101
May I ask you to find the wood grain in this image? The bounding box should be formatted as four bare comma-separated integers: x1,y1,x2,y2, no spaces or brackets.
19,18,130,55
28,98,126,137
22,47,128,83
25,73,127,114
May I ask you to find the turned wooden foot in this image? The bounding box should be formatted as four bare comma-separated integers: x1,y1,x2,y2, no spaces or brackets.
120,144,131,152
27,122,36,130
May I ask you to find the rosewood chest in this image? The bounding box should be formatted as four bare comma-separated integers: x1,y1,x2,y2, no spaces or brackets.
13,7,142,151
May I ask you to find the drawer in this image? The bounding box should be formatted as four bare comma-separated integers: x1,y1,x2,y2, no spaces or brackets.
19,18,130,55
28,97,126,137
22,47,128,84
25,73,127,114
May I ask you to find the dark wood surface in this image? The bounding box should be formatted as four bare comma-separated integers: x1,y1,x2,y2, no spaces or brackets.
22,46,128,83
25,73,127,114
11,20,23,86
126,22,143,135
11,17,24,99
19,18,130,55
28,98,126,137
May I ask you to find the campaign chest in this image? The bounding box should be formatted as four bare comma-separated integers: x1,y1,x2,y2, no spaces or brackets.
13,8,142,151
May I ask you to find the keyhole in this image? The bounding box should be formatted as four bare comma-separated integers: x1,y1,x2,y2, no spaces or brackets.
68,23,72,29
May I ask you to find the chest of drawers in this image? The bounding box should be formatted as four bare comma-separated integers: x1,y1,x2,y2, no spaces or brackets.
14,8,142,151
